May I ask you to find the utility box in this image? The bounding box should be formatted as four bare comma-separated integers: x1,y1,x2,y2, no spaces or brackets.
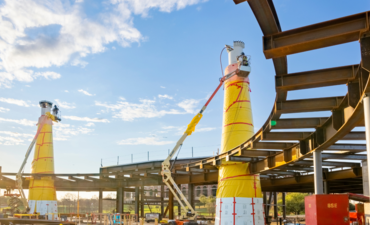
305,194,350,225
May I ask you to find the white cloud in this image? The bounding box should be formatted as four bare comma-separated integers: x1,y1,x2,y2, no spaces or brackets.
64,90,69,93
117,137,173,145
34,71,61,79
177,99,200,113
53,122,94,141
0,97,30,107
162,125,183,130
120,0,208,16
0,135,24,145
0,130,34,145
195,127,216,132
78,89,95,96
0,117,36,126
54,99,76,109
96,98,184,121
63,115,109,123
0,0,207,87
85,122,95,127
0,131,33,138
161,125,215,134
71,58,88,68
0,70,60,88
160,86,165,89
158,94,173,99
0,107,10,112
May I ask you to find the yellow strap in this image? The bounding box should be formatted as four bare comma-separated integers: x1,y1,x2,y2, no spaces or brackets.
184,113,203,135
45,112,58,122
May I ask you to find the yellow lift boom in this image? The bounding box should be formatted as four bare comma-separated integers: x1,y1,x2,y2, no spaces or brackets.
161,70,239,221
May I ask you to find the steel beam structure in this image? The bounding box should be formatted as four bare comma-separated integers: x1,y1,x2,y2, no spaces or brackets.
263,11,370,58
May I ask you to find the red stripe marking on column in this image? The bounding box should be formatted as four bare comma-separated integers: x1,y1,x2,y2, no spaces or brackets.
220,174,258,182
224,81,250,113
30,186,55,189
219,198,223,225
32,157,53,163
232,197,237,225
251,198,256,225
224,122,253,127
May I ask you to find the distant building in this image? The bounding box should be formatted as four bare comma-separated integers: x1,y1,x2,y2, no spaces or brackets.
123,184,217,203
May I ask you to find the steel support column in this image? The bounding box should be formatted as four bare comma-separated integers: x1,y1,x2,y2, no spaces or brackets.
98,189,103,213
273,192,278,219
363,94,370,196
161,184,164,217
313,150,324,194
282,192,286,219
178,202,181,217
117,187,123,213
140,186,144,217
115,190,118,213
323,181,329,194
363,160,369,195
135,187,139,222
188,184,194,209
263,192,267,218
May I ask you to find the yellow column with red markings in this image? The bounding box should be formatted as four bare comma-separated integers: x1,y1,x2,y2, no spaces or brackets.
28,101,58,220
215,41,264,225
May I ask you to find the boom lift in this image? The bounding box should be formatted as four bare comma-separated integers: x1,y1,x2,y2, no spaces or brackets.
161,69,244,225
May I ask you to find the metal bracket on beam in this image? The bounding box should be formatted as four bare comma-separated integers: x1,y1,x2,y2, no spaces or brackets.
299,140,309,155
283,149,292,162
267,156,275,168
361,35,370,72
332,109,344,130
348,81,361,108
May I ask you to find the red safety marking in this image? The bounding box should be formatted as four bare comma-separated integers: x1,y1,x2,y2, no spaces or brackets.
29,186,55,189
32,157,53,163
34,130,53,164
219,198,223,225
220,174,258,182
225,81,250,113
224,122,253,127
232,197,237,225
251,198,256,225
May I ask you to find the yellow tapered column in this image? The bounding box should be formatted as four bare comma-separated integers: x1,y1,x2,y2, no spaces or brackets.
215,41,264,225
28,101,58,220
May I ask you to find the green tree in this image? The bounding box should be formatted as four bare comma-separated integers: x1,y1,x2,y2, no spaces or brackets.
199,195,207,208
199,195,216,216
278,193,308,215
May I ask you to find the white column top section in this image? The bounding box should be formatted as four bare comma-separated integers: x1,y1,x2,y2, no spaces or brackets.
227,41,245,65
39,100,52,116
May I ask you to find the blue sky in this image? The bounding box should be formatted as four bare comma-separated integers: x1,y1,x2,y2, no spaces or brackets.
0,0,368,174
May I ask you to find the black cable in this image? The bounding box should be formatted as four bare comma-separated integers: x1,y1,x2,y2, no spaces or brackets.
170,144,182,172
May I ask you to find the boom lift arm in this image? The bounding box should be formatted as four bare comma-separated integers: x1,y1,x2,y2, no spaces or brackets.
161,70,237,220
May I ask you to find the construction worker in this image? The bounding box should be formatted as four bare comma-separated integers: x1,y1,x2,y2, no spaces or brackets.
237,52,249,66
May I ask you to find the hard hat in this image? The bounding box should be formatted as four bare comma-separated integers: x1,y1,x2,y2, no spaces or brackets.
241,52,245,55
